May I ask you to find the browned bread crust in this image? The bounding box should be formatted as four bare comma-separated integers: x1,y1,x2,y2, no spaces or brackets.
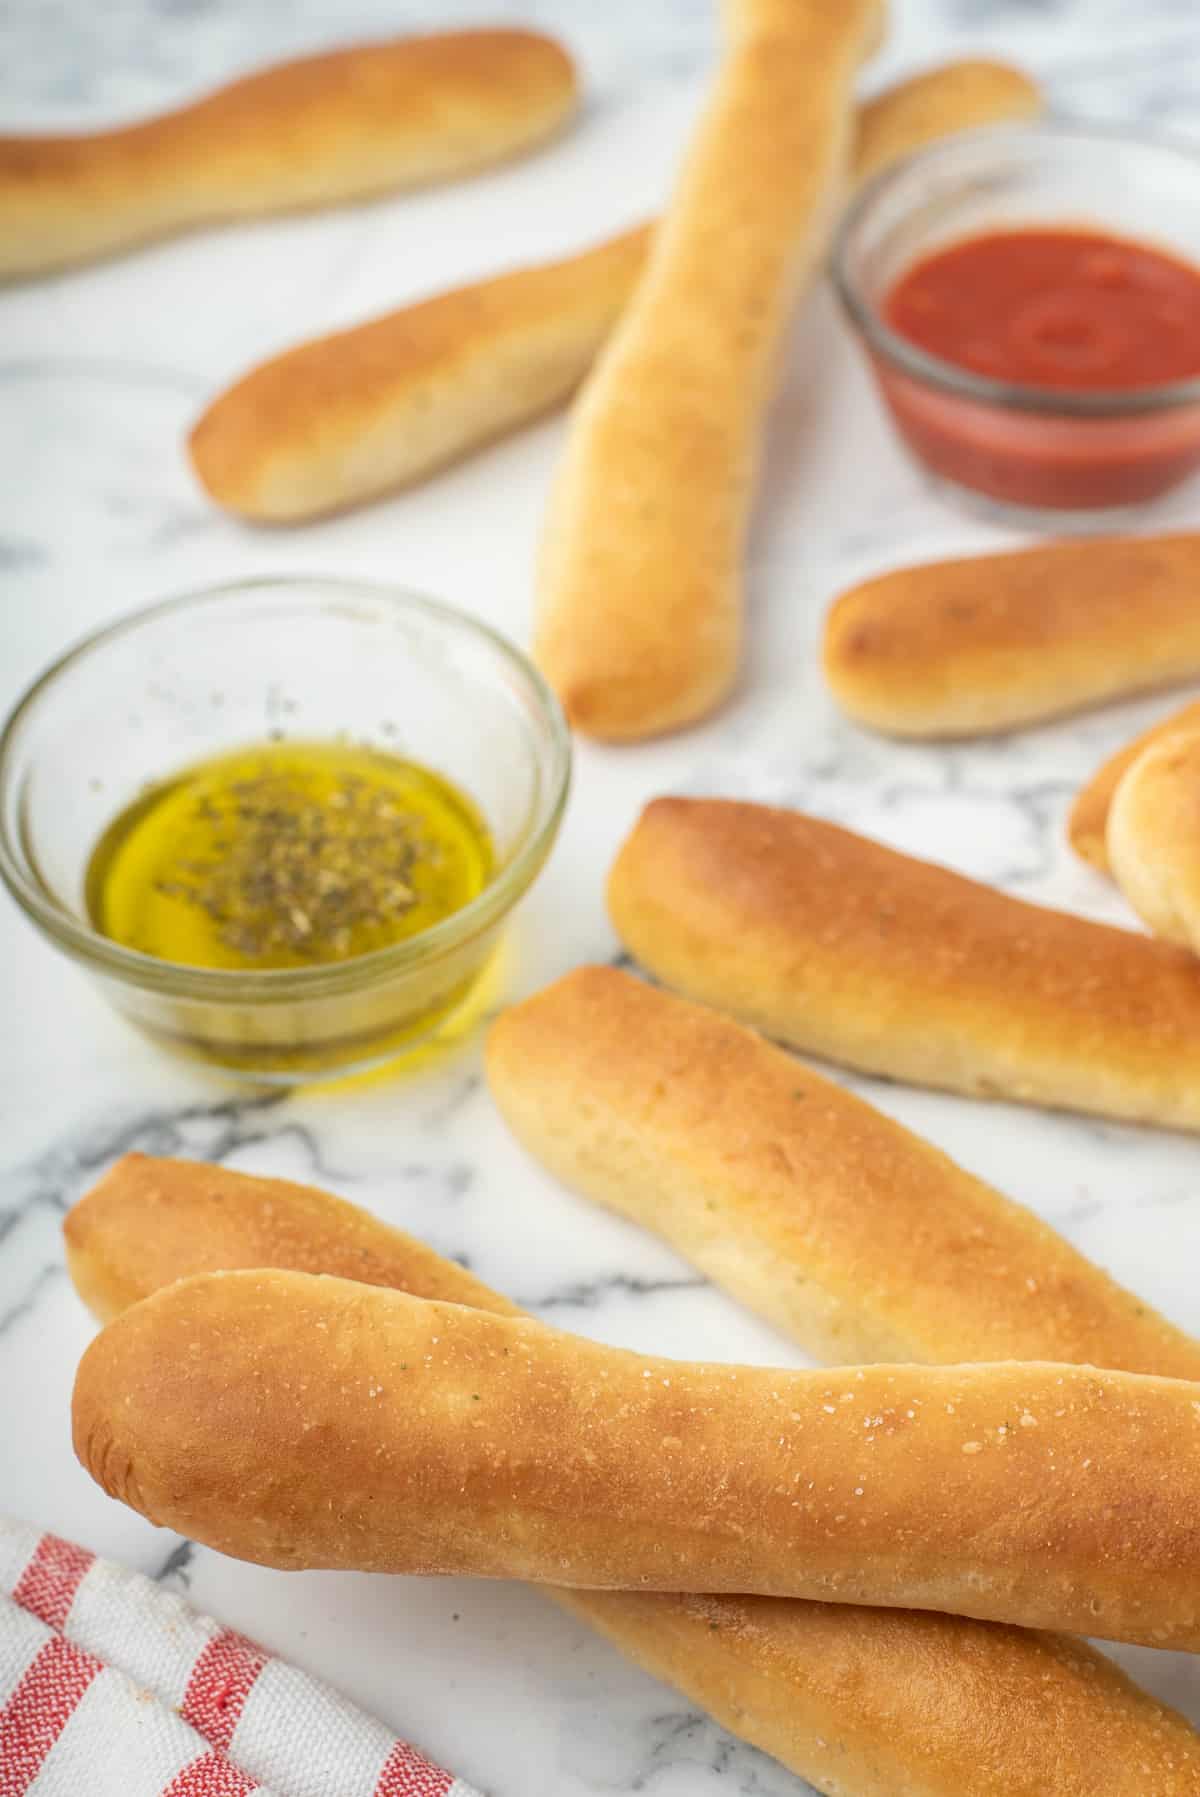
609,797,1200,1131
487,966,1200,1375
534,0,884,741
64,1155,1200,1796
824,534,1200,739
1107,727,1200,950
1069,698,1200,871
851,57,1039,181
568,1590,1200,1797
0,31,578,280
73,1268,1200,1649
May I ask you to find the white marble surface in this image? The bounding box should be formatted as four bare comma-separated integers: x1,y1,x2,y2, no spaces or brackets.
3,2,1200,1792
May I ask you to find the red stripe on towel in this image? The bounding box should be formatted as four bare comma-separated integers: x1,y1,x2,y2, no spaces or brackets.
180,1629,269,1753
161,1748,261,1796
0,1635,102,1796
374,1739,457,1797
12,1533,95,1631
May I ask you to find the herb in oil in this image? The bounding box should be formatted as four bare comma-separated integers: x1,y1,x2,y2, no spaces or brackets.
85,740,493,971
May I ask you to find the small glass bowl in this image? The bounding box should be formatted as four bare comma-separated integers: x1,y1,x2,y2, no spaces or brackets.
832,122,1200,529
0,578,570,1083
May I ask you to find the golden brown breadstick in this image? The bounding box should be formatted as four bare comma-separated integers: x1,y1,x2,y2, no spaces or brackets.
189,58,1040,524
1108,728,1200,950
487,966,1200,1375
534,0,885,741
189,226,652,523
64,1155,1200,1796
73,1269,1200,1650
1069,698,1200,871
0,31,577,281
64,1154,515,1327
823,533,1200,739
609,797,1200,1131
851,58,1039,181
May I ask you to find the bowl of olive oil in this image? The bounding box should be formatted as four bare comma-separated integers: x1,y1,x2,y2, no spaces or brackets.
0,579,570,1080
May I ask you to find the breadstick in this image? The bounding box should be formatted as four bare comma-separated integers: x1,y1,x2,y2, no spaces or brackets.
487,967,1200,1375
1069,698,1200,871
0,31,578,281
608,797,1200,1131
63,1155,1200,1797
823,533,1200,739
189,226,651,522
534,0,886,741
64,1153,516,1328
73,1268,1200,1650
1108,727,1200,950
190,59,1039,524
851,58,1039,182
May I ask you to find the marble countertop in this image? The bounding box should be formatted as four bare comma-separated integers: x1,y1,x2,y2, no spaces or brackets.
3,2,1200,1792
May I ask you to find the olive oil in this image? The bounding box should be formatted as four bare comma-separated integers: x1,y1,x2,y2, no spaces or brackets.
86,740,493,972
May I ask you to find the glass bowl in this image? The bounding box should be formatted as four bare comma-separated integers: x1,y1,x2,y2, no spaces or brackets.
0,578,570,1082
832,122,1200,529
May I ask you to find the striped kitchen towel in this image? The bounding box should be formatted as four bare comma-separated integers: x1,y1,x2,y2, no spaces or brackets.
0,1518,483,1796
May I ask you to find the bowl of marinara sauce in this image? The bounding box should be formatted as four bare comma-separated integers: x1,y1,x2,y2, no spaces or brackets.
832,124,1200,528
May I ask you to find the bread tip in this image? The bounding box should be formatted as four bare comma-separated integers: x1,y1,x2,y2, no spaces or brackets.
186,405,261,519
539,960,633,1009
185,407,229,504
100,1148,150,1184
438,25,579,105
62,1153,140,1250
500,26,577,71
550,671,657,743
542,655,736,743
533,30,579,91
634,794,702,830
556,678,616,739
486,961,617,1056
1066,804,1109,872
71,1328,130,1500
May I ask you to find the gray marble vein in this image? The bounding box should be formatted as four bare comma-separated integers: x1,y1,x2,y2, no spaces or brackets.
513,1271,710,1315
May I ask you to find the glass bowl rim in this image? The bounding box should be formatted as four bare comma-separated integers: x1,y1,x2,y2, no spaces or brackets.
831,118,1200,419
0,575,572,1002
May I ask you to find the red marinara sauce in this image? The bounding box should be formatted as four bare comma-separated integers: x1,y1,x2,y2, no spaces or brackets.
876,228,1200,511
